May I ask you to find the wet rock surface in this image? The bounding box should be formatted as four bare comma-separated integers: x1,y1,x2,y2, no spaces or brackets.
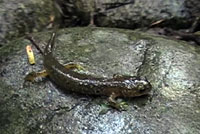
0,27,200,134
0,0,59,47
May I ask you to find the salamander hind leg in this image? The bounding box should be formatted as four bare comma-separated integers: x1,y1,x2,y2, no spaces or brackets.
108,92,129,111
24,70,48,82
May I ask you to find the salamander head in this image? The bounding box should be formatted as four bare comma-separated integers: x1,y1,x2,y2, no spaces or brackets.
120,77,152,97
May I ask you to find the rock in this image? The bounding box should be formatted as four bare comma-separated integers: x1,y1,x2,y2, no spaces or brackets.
0,27,200,134
56,0,199,29
0,0,60,47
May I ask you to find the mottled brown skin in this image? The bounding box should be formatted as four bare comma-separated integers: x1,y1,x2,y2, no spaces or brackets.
26,33,152,110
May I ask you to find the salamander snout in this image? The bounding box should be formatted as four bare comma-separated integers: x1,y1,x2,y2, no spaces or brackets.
136,79,152,94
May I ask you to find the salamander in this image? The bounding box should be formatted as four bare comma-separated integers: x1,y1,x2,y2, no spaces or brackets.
25,32,152,110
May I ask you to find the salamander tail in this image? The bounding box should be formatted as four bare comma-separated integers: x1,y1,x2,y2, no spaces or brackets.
44,32,56,55
26,35,44,55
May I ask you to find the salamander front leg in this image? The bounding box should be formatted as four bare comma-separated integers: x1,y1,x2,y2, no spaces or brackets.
25,63,85,82
63,63,85,71
108,92,128,111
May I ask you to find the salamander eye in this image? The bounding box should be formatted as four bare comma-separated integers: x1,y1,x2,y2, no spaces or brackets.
139,88,146,93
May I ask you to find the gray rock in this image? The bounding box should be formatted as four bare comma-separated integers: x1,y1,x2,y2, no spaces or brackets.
0,27,200,134
0,0,60,47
